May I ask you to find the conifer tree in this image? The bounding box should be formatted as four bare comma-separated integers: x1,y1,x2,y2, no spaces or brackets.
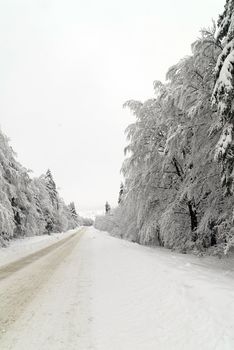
212,0,234,195
0,129,80,244
105,201,111,214
45,169,59,209
68,202,78,218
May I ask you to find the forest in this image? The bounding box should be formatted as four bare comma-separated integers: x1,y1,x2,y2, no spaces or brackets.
95,0,234,256
0,128,82,246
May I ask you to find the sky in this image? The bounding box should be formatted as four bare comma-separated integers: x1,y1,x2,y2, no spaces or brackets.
0,0,225,214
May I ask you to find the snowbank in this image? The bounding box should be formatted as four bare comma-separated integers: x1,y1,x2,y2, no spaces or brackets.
87,227,234,349
0,228,81,267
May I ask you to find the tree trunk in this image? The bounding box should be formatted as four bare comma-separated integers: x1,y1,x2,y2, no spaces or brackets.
187,199,198,241
172,157,184,180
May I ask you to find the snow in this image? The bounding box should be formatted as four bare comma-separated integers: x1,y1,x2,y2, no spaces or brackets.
215,123,233,160
0,228,79,267
88,228,234,349
1,227,234,349
219,49,234,91
213,40,234,115
215,47,234,105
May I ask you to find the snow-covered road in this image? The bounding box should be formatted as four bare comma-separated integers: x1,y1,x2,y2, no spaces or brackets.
1,227,234,349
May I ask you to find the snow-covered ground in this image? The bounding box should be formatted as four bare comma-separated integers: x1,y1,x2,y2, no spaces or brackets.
89,228,234,350
1,227,234,349
0,228,79,267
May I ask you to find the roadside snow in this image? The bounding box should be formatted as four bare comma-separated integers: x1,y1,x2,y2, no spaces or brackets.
0,228,80,267
88,228,234,350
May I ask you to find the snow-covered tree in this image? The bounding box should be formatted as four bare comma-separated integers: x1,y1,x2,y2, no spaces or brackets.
105,201,111,214
45,169,59,209
68,202,78,218
118,182,124,204
67,202,82,227
95,17,234,255
212,0,234,195
0,128,80,245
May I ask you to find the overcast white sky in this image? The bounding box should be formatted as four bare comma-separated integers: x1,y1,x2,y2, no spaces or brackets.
0,0,224,214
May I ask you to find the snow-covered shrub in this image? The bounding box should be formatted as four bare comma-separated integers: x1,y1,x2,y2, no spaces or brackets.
94,212,121,236
159,207,193,251
138,220,161,246
82,217,94,226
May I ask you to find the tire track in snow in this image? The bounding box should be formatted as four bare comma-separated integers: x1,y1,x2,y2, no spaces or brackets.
0,228,85,336
0,231,79,280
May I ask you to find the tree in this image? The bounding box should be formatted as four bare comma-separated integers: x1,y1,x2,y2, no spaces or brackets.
118,182,124,204
105,201,111,214
45,169,59,209
0,125,82,245
95,22,233,254
67,202,81,227
212,0,234,195
68,202,77,218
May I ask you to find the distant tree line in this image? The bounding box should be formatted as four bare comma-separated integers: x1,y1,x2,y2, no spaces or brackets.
95,0,234,256
0,129,82,246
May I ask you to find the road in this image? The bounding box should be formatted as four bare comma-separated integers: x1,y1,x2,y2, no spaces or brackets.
0,227,94,350
1,227,234,350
